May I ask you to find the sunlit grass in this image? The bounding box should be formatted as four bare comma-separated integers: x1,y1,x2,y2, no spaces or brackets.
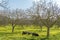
0,25,60,40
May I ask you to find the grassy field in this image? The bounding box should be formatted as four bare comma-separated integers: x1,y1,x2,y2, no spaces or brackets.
0,25,60,40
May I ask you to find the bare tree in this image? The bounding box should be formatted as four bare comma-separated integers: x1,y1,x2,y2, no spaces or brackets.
8,9,26,32
30,0,59,38
0,0,9,9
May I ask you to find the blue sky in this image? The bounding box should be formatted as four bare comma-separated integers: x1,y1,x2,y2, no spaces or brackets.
9,0,33,9
8,0,60,10
0,0,60,10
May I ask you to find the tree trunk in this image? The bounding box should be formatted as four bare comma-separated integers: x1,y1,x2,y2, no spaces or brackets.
21,25,24,28
12,23,15,33
12,26,14,32
46,26,50,38
40,26,42,31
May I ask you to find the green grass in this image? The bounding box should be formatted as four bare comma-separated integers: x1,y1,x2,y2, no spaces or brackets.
0,25,60,40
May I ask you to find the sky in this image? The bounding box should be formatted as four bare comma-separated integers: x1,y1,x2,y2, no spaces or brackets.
0,0,60,10
9,0,33,9
9,0,41,9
